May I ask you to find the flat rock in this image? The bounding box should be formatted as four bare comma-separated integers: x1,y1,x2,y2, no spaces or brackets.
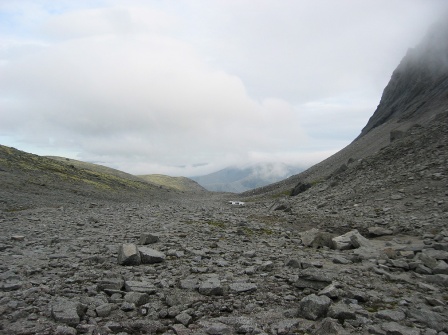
368,226,393,237
229,282,258,294
124,280,157,294
139,247,166,264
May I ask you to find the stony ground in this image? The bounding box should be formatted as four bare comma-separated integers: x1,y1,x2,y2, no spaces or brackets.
1,114,447,335
1,189,447,335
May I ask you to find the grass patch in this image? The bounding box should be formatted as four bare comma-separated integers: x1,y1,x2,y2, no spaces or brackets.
271,190,291,199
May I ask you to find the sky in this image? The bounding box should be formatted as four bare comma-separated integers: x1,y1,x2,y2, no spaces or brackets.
1,0,447,177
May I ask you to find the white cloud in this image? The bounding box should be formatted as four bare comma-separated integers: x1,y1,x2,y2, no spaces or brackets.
0,1,447,176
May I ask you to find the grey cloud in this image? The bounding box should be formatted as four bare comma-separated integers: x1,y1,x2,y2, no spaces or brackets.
1,1,447,176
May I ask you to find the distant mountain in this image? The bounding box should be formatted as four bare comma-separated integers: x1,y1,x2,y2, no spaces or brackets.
191,163,303,193
137,174,207,192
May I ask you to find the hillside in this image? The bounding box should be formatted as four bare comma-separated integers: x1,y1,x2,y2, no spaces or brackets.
138,174,207,192
0,146,172,210
47,156,151,185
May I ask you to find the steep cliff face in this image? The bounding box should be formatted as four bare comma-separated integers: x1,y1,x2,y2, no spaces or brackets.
359,19,448,138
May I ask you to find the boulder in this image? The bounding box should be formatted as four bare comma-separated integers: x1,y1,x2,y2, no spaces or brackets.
301,229,334,248
297,294,331,320
117,244,141,266
51,298,85,327
332,230,371,250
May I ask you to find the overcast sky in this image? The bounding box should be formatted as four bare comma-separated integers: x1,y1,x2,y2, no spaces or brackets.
1,1,447,177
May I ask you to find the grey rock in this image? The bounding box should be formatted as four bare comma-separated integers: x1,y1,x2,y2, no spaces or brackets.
270,318,301,335
332,229,370,250
407,307,448,332
368,226,393,237
180,277,200,290
124,292,151,306
55,325,77,335
314,317,349,335
327,302,358,322
332,255,352,264
95,303,112,317
259,260,274,272
204,322,232,335
380,321,421,335
297,294,331,320
300,228,320,247
51,298,85,327
170,323,191,335
426,274,448,287
165,289,205,307
433,260,448,274
318,283,340,299
294,268,334,290
97,277,124,291
139,233,159,244
118,243,141,266
121,302,136,311
175,312,193,326
422,249,448,260
419,253,439,269
199,277,223,296
285,259,302,268
229,282,258,294
139,247,166,264
375,309,406,322
124,280,157,294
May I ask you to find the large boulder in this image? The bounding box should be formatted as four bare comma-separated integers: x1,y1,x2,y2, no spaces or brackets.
297,294,331,320
332,230,370,250
301,229,334,248
51,298,86,327
117,244,141,266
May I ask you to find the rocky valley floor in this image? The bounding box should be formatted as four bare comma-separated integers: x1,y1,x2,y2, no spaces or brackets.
1,189,448,335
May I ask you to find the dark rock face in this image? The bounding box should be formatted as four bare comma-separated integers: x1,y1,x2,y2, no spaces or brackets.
290,181,312,196
359,19,448,138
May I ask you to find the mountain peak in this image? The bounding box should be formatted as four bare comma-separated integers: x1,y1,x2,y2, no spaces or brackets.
358,17,448,138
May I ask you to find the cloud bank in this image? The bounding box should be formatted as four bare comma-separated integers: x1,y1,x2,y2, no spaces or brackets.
1,1,447,176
